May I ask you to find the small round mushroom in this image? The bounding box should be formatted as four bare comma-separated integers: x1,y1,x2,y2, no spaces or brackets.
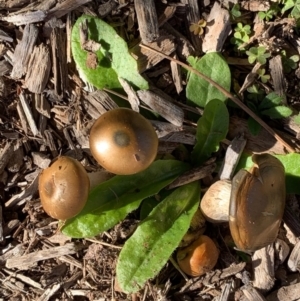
200,180,231,223
177,235,219,277
39,156,90,220
89,108,158,175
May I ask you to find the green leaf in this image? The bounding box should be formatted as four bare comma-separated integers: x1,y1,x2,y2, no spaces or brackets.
62,160,190,238
261,106,293,119
259,92,283,110
247,117,261,136
186,53,231,107
71,15,148,90
237,153,300,194
291,1,300,18
282,0,296,14
116,181,200,293
191,99,229,165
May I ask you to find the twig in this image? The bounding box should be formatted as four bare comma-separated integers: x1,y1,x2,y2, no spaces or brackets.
139,44,295,153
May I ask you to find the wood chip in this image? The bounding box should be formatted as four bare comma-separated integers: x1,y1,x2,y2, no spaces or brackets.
131,34,176,73
37,283,61,301
118,77,140,112
24,44,51,93
46,0,92,21
1,10,47,26
181,0,202,51
242,284,267,301
19,90,39,136
287,239,300,272
228,116,294,154
266,282,300,301
252,244,275,292
50,27,68,97
5,172,39,208
170,53,183,94
202,2,231,53
167,163,216,189
11,23,39,79
269,55,286,102
137,90,184,126
5,242,85,269
134,0,159,43
219,134,247,181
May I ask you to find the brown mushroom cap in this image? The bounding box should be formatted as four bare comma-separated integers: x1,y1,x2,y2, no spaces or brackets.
89,108,158,175
39,156,90,220
177,235,219,277
229,153,286,252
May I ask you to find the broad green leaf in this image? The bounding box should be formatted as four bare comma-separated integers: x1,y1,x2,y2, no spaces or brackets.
259,92,283,110
261,106,293,119
247,117,261,136
186,53,231,107
291,1,300,19
282,0,296,14
191,99,229,165
71,15,148,90
117,181,200,293
237,153,300,194
62,160,189,238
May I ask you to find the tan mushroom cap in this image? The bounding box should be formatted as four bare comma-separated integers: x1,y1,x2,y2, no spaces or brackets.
89,108,158,175
39,156,90,220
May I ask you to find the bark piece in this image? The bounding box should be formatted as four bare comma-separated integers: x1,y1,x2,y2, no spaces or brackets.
50,27,68,97
0,141,15,175
0,29,13,42
131,34,175,73
98,0,118,17
5,172,39,208
171,53,183,94
46,0,92,20
167,163,216,189
239,62,261,94
163,22,195,59
137,90,184,126
181,0,202,51
269,55,286,101
287,240,300,272
5,243,85,269
34,93,51,118
84,90,118,119
1,11,47,26
242,284,267,301
24,44,51,93
219,134,247,181
274,239,290,265
283,205,300,237
0,60,12,76
266,282,300,301
228,116,294,154
252,245,275,292
19,91,39,136
118,77,140,112
241,1,270,12
203,2,231,53
11,23,39,79
32,152,51,169
134,0,159,43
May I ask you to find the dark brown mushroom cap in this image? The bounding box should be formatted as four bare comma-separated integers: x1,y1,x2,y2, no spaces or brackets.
229,153,286,252
89,108,158,175
39,156,90,220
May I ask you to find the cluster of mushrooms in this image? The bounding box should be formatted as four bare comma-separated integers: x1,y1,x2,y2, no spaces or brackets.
38,107,286,278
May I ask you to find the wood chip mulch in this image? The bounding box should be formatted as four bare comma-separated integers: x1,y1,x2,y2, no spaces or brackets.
1,1,300,300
